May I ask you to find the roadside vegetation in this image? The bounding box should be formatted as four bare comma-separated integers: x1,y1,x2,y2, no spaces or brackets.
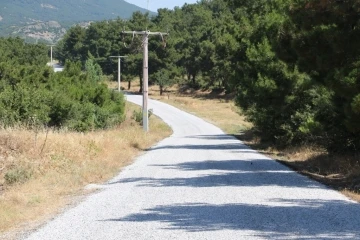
0,37,171,235
0,38,125,132
0,102,171,236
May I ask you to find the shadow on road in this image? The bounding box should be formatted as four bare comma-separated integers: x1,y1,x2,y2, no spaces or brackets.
102,199,360,239
104,134,360,238
150,159,280,172
147,143,250,151
109,158,320,189
112,172,318,189
147,134,256,155
185,134,240,140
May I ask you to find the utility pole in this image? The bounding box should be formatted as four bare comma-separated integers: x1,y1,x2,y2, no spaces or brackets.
110,56,128,92
47,45,55,66
122,30,168,132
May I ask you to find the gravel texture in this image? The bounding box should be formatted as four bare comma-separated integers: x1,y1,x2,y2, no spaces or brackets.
24,95,360,240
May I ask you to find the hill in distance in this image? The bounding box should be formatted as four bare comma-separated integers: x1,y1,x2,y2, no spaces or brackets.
0,0,153,43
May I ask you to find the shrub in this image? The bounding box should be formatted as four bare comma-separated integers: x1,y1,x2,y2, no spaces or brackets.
5,167,32,185
0,38,126,132
132,109,153,125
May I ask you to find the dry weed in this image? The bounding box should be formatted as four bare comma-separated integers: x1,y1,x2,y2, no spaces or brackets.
0,102,171,234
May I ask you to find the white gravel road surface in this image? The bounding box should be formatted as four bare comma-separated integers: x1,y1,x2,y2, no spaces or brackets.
25,94,360,239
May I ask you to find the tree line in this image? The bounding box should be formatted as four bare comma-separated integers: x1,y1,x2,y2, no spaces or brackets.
55,0,359,151
0,37,125,131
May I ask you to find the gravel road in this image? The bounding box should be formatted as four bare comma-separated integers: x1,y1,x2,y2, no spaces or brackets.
25,95,360,239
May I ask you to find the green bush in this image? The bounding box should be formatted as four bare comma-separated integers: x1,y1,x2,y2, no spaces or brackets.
132,109,153,125
5,167,32,185
0,38,126,132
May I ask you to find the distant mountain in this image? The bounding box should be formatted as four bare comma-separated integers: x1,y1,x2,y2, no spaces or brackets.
0,0,153,43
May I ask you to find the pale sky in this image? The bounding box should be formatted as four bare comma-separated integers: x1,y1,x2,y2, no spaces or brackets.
126,0,198,12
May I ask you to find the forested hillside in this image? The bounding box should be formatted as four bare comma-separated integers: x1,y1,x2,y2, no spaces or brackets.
0,0,151,42
56,0,359,152
0,38,125,131
0,0,148,25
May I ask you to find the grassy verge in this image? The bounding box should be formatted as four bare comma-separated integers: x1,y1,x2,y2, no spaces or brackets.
0,102,171,237
123,80,360,202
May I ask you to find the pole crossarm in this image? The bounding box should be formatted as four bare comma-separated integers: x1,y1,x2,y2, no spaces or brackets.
122,31,169,36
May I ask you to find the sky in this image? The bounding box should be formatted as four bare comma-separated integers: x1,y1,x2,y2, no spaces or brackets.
125,0,198,12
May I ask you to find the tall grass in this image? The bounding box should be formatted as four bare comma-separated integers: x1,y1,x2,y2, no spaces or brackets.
0,102,171,234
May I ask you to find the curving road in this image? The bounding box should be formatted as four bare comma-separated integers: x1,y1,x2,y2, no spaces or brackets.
25,95,360,239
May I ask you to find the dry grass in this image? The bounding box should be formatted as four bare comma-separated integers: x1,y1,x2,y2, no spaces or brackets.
0,102,171,236
122,79,360,201
238,131,360,198
277,151,360,199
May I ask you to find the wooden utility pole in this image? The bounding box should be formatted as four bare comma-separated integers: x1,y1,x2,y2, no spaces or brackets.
122,30,168,132
48,45,55,66
110,56,128,92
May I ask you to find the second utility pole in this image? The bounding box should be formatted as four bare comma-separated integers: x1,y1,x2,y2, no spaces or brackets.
110,56,127,92
48,45,55,66
122,30,168,132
